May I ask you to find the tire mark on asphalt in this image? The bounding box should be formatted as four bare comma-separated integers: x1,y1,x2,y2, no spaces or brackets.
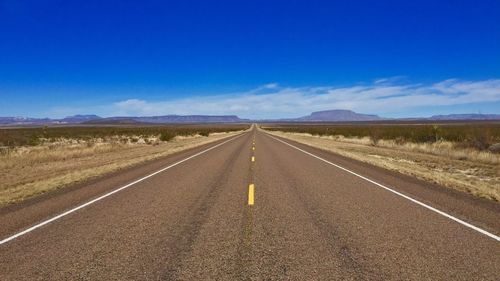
234,137,257,280
264,139,382,280
161,137,245,280
235,207,255,281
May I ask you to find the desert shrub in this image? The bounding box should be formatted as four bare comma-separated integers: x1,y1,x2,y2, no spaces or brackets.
488,143,500,154
456,138,490,151
0,146,10,156
369,128,382,146
27,134,41,146
0,124,249,147
159,131,176,142
264,122,500,151
394,136,406,145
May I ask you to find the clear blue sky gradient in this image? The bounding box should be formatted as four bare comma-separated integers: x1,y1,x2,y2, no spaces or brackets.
0,0,499,118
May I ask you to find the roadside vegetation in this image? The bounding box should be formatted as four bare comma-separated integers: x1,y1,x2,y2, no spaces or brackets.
263,123,500,154
262,123,500,201
0,125,246,147
0,125,249,206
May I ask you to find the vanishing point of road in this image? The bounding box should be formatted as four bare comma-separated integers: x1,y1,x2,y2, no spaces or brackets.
1,126,499,280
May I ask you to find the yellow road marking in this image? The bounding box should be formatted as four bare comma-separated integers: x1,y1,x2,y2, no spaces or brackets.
251,156,255,162
252,147,255,151
248,184,254,205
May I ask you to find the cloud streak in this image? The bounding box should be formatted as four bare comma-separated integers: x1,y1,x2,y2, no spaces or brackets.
50,78,500,119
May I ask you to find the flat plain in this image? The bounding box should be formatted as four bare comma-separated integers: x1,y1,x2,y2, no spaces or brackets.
0,124,248,206
0,124,498,280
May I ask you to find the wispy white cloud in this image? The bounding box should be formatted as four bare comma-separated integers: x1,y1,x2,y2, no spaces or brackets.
49,78,500,119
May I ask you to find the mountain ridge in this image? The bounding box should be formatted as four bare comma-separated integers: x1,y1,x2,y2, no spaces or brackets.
0,114,248,125
1,111,499,125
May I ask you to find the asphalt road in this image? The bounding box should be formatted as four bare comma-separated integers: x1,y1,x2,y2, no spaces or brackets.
1,127,499,280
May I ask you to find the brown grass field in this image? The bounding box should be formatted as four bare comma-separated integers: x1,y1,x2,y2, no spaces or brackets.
0,125,249,206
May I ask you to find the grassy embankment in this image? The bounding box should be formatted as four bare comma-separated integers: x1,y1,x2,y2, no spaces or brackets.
262,123,500,201
0,125,249,206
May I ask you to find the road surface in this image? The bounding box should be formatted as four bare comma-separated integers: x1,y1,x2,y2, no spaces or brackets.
1,127,499,280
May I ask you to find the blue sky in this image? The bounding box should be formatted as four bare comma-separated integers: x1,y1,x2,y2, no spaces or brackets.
0,0,499,118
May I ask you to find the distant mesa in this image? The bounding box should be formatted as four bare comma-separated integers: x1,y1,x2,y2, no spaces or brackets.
86,115,246,124
133,115,245,123
291,111,500,122
61,115,102,123
84,117,143,125
429,114,500,120
296,110,382,122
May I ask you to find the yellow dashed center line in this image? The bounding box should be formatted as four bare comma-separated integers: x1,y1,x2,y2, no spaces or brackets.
248,184,254,205
248,138,256,206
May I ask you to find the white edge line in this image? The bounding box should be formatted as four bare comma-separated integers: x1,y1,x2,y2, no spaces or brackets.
0,133,245,246
265,133,500,242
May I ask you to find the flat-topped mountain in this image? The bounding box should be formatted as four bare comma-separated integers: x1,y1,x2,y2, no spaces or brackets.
61,115,102,123
297,110,382,121
134,115,245,123
429,114,500,120
87,115,246,124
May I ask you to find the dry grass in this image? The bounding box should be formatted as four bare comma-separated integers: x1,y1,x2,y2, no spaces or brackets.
265,130,500,202
0,131,243,206
289,133,500,165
